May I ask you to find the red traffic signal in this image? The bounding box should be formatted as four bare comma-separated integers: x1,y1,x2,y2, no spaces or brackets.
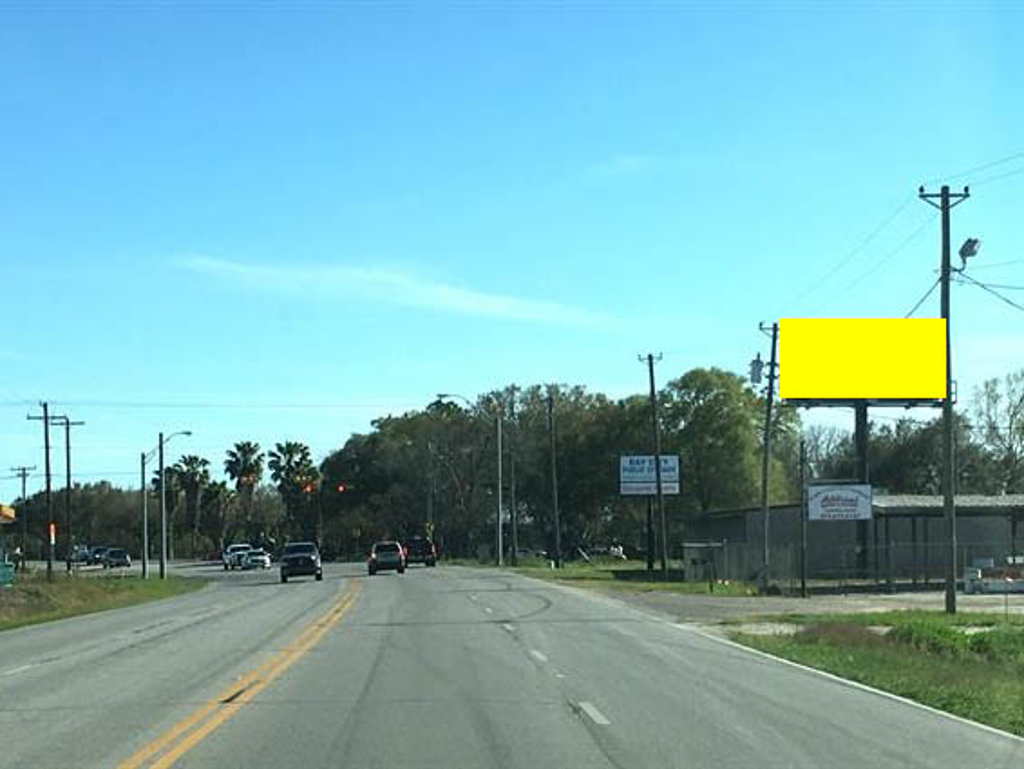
336,482,347,493
302,483,315,494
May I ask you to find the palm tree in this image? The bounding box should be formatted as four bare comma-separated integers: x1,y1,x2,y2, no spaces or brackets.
175,455,211,557
225,442,264,540
269,441,320,540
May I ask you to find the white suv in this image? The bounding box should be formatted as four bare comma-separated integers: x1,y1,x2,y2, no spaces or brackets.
223,543,252,571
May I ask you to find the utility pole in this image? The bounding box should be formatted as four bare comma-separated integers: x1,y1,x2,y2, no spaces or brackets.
141,452,150,578
10,465,35,569
509,389,519,567
51,416,84,569
547,390,561,568
800,439,808,599
757,323,779,593
641,354,668,579
920,184,969,614
27,403,55,581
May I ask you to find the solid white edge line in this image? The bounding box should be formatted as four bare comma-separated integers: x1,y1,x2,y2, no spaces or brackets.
579,701,611,725
507,569,1024,746
686,625,1024,746
530,649,548,663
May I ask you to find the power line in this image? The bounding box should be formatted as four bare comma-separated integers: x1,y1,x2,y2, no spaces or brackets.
785,194,914,310
972,282,1024,291
30,400,421,410
803,212,936,314
973,166,1024,188
924,150,1024,185
957,272,1024,313
905,277,941,318
966,259,1024,272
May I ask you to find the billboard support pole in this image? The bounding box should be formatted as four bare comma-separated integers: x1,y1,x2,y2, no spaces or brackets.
855,402,869,577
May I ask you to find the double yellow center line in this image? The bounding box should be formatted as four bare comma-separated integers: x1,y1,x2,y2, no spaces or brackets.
118,580,362,769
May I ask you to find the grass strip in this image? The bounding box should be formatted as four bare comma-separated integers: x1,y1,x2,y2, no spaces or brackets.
0,571,206,632
512,561,758,596
732,617,1024,736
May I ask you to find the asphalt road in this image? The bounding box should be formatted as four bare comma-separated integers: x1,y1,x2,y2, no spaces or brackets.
1,563,1021,768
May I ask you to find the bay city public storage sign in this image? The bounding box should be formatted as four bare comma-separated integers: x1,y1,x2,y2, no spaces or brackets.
807,484,873,521
620,456,680,496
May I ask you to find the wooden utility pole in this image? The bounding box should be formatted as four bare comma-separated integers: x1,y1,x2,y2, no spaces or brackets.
920,184,970,614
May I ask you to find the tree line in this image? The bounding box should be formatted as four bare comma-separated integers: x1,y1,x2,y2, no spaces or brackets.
10,368,1024,561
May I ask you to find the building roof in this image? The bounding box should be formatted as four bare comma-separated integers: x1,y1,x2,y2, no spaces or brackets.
873,494,1024,515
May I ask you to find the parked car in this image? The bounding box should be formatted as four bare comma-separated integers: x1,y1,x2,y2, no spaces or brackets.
222,543,252,571
403,537,436,567
368,541,405,576
244,548,271,570
103,548,131,568
280,542,322,583
90,547,109,565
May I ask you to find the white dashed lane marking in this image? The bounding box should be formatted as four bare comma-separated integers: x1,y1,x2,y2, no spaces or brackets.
530,650,548,663
1,664,36,677
579,701,611,726
501,623,515,633
483,606,493,614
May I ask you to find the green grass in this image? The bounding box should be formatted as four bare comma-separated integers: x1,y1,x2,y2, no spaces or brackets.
732,613,1024,735
769,609,1024,628
0,570,206,632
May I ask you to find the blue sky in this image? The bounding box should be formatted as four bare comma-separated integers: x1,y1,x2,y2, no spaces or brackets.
2,2,1023,495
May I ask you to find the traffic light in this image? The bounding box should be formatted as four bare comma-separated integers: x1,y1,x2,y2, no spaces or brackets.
303,483,315,494
336,482,347,493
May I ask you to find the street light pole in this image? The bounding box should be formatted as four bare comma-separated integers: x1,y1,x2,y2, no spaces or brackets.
153,430,191,580
497,414,503,566
159,432,166,579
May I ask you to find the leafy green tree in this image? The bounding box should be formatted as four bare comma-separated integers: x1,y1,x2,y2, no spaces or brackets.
660,368,764,513
974,371,1024,493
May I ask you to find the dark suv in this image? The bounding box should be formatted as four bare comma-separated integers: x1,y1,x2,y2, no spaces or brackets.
280,542,323,583
403,537,436,567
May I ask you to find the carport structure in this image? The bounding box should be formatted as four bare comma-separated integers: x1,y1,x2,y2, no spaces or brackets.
872,494,1024,588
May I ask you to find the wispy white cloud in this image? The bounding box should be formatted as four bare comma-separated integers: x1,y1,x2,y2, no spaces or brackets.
179,256,614,327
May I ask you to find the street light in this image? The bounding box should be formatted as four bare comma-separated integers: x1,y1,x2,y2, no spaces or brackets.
142,430,191,580
437,393,504,566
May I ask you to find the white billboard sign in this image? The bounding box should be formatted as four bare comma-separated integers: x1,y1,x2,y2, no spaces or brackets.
620,455,680,496
807,484,873,521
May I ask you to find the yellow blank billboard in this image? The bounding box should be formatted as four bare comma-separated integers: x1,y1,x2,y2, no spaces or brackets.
779,318,946,400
